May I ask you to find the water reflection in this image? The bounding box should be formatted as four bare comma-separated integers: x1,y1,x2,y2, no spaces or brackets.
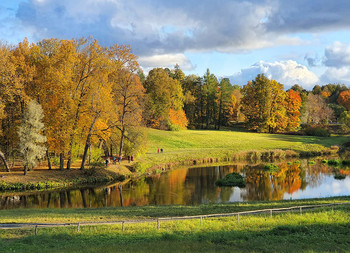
1,159,350,209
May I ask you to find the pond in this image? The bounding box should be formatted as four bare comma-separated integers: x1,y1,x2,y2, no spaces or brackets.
1,159,350,209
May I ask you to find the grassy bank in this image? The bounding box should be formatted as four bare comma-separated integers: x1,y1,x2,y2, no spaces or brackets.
135,129,348,173
1,197,350,252
1,129,348,187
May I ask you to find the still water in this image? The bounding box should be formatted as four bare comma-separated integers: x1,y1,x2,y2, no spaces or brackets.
1,159,350,209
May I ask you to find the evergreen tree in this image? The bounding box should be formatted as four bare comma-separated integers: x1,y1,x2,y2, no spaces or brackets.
18,100,47,175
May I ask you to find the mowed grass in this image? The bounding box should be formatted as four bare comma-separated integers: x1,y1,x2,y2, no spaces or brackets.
0,196,348,223
136,129,348,170
1,198,350,252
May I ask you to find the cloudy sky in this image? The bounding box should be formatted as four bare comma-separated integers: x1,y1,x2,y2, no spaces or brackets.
2,0,350,89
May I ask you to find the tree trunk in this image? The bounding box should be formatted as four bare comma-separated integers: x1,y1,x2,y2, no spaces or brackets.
46,149,52,170
0,150,10,172
119,127,125,158
67,100,83,170
80,115,98,170
24,165,27,175
59,152,64,170
217,96,223,130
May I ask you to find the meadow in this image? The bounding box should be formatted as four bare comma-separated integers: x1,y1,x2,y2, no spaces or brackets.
135,129,348,172
0,197,349,252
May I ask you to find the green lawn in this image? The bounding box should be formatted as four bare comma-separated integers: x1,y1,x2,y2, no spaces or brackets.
135,129,349,172
1,197,350,252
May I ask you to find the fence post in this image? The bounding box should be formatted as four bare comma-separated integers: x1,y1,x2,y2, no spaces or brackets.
300,207,302,215
77,223,80,232
157,219,159,230
237,213,240,223
270,209,272,218
200,216,203,226
122,221,125,232
35,225,38,235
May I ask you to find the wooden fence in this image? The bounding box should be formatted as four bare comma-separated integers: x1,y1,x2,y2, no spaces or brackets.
1,201,349,235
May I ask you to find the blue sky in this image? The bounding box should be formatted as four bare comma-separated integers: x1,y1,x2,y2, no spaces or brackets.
2,0,350,89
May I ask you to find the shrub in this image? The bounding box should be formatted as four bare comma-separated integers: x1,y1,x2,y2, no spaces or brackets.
263,164,279,172
322,159,328,164
334,174,346,180
305,126,330,137
215,172,246,188
328,159,341,166
308,161,316,165
342,160,350,165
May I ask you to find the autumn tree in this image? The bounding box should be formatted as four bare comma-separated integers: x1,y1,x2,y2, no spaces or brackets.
18,100,46,175
227,87,244,123
0,43,14,172
241,74,287,133
0,39,35,163
302,94,335,124
144,68,185,129
65,38,109,170
337,90,350,111
108,44,145,158
285,89,302,131
30,38,77,169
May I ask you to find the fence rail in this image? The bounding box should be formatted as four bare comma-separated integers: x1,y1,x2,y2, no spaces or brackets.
1,201,349,233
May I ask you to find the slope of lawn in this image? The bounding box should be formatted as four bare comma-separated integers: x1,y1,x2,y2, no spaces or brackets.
135,128,349,171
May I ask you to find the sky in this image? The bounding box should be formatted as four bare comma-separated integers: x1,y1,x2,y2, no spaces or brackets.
2,0,350,90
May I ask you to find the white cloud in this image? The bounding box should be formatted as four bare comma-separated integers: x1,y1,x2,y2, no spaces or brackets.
230,60,319,89
139,53,195,73
319,42,350,84
324,42,350,67
321,67,350,84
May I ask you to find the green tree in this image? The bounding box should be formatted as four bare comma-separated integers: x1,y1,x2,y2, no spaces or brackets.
144,68,184,129
203,69,219,129
217,78,233,129
18,100,47,175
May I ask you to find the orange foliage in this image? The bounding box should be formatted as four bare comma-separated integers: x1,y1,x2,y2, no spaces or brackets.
321,91,331,98
168,108,188,130
337,90,350,110
285,89,301,131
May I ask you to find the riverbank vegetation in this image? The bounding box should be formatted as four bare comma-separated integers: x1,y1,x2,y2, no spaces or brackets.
1,37,350,181
0,197,349,252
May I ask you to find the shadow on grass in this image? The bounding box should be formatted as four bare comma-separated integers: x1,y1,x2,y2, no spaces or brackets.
265,133,348,147
1,222,350,252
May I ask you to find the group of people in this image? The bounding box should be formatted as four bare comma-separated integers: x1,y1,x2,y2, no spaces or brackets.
105,155,134,167
157,148,164,153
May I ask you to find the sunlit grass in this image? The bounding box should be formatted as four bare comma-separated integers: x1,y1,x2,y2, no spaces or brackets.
135,129,348,172
0,196,348,223
1,203,350,252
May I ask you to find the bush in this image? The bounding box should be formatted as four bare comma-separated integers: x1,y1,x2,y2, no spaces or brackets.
328,159,341,166
342,160,350,165
305,126,330,137
263,164,279,172
322,159,328,164
308,161,316,165
215,172,246,188
334,174,346,180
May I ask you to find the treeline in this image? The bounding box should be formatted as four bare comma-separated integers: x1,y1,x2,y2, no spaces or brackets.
143,67,349,134
0,38,145,173
1,37,350,173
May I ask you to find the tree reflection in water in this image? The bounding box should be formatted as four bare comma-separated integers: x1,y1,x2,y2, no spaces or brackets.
0,159,348,209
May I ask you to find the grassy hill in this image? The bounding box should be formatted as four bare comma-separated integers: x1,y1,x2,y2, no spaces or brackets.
134,129,349,172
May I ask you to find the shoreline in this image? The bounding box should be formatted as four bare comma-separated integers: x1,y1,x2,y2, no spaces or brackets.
0,146,340,193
